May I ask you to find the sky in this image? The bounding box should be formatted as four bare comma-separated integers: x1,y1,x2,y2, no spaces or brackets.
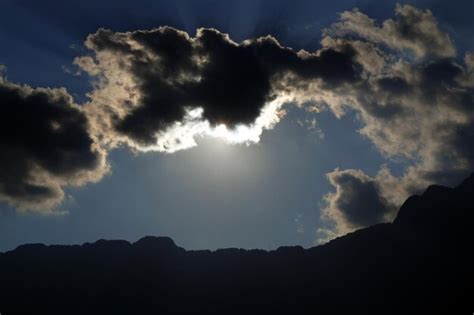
0,0,473,251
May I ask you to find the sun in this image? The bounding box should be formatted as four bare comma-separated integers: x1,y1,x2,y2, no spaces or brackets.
208,123,261,143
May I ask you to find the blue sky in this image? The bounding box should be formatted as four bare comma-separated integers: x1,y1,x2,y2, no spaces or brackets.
0,0,472,251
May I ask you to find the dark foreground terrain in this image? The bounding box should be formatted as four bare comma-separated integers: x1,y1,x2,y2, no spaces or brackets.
1,175,474,314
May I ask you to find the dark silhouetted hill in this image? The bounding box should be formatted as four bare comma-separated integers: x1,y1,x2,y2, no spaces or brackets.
1,174,473,314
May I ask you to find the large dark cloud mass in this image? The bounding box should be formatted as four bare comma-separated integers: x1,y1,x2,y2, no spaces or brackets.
76,27,358,151
0,79,108,211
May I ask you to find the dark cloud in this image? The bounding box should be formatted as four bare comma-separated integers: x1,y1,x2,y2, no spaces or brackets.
323,169,396,232
77,27,358,149
0,79,108,211
421,59,464,93
376,77,412,96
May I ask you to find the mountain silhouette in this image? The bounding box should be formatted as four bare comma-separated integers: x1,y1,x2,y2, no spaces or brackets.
1,174,473,314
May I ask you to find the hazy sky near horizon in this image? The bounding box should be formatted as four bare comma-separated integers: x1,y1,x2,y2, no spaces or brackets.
0,0,473,251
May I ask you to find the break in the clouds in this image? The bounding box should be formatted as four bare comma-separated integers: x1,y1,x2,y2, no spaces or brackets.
75,26,357,152
1,4,474,242
0,77,109,211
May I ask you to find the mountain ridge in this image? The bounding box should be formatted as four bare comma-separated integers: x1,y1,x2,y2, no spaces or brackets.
0,173,473,314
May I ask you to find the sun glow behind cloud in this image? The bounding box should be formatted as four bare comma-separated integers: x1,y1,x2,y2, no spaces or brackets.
207,97,287,144
128,97,288,153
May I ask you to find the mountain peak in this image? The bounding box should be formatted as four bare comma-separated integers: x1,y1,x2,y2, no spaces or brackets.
133,236,182,253
457,172,474,192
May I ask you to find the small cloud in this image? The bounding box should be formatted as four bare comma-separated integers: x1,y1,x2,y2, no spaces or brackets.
61,64,81,76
